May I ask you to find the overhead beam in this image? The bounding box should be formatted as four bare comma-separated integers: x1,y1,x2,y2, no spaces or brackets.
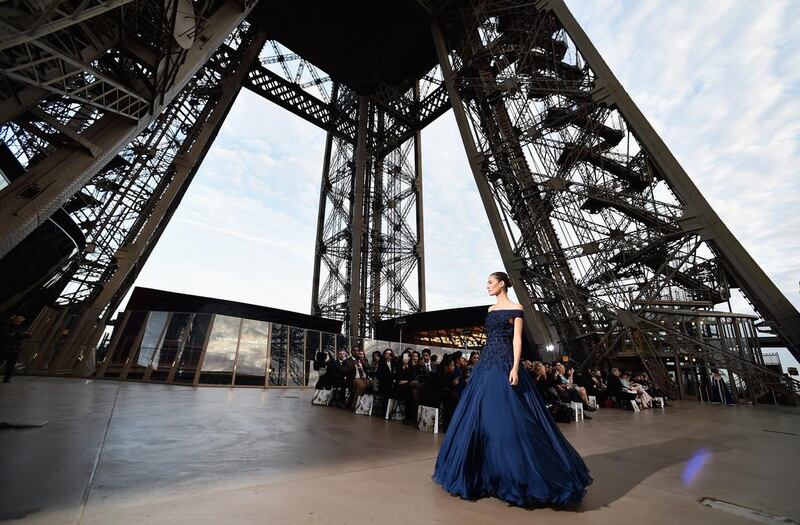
0,0,134,52
0,0,259,260
244,61,358,143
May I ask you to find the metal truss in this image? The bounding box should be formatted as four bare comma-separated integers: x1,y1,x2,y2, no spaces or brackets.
431,0,800,402
244,41,358,142
311,96,427,338
2,0,796,404
249,42,429,338
46,22,268,373
0,2,260,373
0,0,258,259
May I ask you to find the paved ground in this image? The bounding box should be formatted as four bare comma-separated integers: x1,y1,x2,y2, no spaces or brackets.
1,376,798,524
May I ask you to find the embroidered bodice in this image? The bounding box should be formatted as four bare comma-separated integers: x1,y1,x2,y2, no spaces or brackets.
480,309,524,370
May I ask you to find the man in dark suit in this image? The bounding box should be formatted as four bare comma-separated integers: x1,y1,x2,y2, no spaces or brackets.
606,367,638,404
420,348,434,376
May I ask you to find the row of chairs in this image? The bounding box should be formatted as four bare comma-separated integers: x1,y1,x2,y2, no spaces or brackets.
311,387,442,433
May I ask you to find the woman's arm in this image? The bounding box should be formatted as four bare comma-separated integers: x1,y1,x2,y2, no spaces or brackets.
509,315,523,386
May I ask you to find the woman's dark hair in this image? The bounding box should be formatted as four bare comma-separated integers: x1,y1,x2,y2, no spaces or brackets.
372,350,381,360
411,350,421,359
437,355,454,374
491,271,513,288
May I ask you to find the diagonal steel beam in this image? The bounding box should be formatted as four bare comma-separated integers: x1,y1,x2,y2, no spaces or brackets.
0,0,260,260
0,0,134,52
243,61,358,143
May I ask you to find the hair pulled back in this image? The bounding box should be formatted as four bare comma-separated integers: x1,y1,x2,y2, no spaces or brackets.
491,271,513,289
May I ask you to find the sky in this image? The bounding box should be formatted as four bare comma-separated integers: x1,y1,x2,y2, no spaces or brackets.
128,0,800,367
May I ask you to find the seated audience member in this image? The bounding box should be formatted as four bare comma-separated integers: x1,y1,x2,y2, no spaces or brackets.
584,368,608,405
466,351,480,380
395,352,419,423
522,359,535,377
606,367,639,407
532,362,558,404
420,348,434,375
550,363,596,411
369,351,382,375
621,371,653,407
410,350,424,377
634,372,669,401
351,348,373,397
315,349,351,391
420,355,459,426
450,351,467,396
376,348,396,395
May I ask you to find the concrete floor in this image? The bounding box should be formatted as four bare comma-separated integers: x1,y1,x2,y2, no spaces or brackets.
1,377,799,525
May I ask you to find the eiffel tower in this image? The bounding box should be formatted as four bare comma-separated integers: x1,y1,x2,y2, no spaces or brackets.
1,0,798,402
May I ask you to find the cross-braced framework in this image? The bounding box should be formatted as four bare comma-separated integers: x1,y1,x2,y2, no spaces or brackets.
0,0,798,402
430,0,800,401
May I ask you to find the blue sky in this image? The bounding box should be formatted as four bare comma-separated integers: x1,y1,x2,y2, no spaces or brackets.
129,0,800,367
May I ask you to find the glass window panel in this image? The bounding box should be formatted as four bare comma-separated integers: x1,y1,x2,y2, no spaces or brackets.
199,315,241,384
105,311,147,378
288,328,305,386
322,333,336,358
173,314,211,384
305,331,320,387
134,312,169,379
269,324,288,386
234,319,269,386
336,334,348,352
150,312,193,381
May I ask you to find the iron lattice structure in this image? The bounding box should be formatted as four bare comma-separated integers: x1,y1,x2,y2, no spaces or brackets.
0,0,798,402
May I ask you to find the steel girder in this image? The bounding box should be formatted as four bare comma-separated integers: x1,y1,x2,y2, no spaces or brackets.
430,0,800,402
248,42,430,338
311,95,427,338
243,61,358,143
1,0,795,403
45,23,270,374
0,0,259,261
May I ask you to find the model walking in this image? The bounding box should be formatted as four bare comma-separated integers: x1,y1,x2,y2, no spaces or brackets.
432,272,592,507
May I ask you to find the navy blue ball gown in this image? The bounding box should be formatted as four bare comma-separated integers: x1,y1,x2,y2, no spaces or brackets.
432,309,592,507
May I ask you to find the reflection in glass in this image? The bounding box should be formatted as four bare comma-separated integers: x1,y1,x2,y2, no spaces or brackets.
199,315,241,384
173,313,211,384
322,333,336,358
150,312,192,381
234,319,269,386
137,311,169,367
105,311,148,378
269,324,288,386
288,328,304,386
305,331,320,387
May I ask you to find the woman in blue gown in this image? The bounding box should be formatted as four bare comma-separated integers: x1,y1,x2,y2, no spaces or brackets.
432,271,592,507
